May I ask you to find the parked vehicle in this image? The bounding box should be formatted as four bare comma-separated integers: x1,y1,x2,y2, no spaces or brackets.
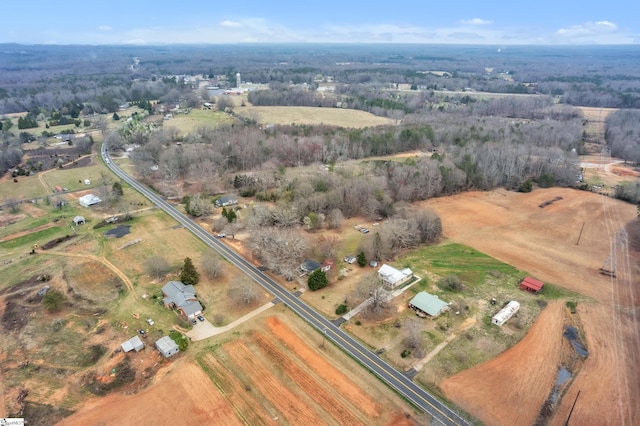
197,315,205,322
146,318,154,326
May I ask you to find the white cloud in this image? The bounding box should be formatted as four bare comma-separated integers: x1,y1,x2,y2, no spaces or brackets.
460,18,493,26
98,25,112,32
556,20,617,37
220,20,242,28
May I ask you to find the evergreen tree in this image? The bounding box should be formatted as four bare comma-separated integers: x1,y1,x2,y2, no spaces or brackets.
112,112,120,121
112,181,124,198
357,251,367,267
226,209,237,223
180,257,200,285
308,269,328,291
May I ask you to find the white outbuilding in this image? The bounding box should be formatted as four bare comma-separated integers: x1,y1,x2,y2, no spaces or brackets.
491,301,520,326
78,194,102,207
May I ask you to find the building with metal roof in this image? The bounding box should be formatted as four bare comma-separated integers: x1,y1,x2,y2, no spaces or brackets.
408,292,449,318
155,336,179,358
121,335,144,353
492,301,520,326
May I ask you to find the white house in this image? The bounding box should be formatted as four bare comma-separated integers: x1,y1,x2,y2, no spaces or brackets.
78,194,102,207
378,264,413,289
492,301,520,326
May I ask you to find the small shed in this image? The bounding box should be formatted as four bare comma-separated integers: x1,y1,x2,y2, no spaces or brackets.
520,276,544,293
321,259,334,273
73,216,85,226
492,301,520,326
121,335,144,353
156,336,179,358
408,292,449,318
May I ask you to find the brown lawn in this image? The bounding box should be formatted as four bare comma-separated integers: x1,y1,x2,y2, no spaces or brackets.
238,106,395,128
423,187,640,425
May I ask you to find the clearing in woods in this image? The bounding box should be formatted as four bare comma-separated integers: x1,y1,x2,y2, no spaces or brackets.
238,106,395,128
423,187,640,425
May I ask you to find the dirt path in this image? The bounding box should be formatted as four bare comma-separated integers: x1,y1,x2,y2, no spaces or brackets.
412,317,477,372
0,222,58,242
37,153,96,193
41,250,137,299
0,361,6,417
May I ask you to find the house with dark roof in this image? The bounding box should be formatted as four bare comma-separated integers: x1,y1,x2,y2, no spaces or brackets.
162,281,203,320
408,292,449,318
214,195,238,208
300,259,322,274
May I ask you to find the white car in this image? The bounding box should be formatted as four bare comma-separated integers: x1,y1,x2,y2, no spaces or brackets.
146,318,154,326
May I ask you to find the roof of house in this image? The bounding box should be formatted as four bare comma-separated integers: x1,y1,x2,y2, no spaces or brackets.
378,264,413,285
155,336,179,354
181,300,203,317
78,194,102,206
409,292,448,317
162,281,196,308
301,259,322,273
216,195,238,205
520,276,544,291
121,335,144,352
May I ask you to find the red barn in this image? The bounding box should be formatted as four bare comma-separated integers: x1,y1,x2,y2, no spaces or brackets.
520,276,544,293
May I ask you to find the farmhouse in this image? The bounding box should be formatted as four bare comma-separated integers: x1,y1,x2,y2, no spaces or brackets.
300,259,322,274
378,264,413,289
72,216,85,226
121,335,144,353
78,194,102,207
215,195,238,208
155,336,179,358
162,281,203,320
492,301,520,326
520,276,544,293
408,292,449,318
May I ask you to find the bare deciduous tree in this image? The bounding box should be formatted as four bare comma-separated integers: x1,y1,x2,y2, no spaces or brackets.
200,252,223,279
251,227,307,280
145,255,170,280
228,276,259,305
403,317,425,358
317,234,341,260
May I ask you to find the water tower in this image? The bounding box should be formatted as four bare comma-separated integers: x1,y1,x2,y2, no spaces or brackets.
236,72,241,88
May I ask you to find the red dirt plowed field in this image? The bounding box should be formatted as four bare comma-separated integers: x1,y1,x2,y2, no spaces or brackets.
425,188,640,425
59,361,241,426
441,301,564,425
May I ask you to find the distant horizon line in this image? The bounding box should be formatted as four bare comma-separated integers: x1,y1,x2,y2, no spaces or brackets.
1,41,639,48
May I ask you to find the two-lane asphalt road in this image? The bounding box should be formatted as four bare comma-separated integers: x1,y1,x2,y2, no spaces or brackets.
101,143,471,426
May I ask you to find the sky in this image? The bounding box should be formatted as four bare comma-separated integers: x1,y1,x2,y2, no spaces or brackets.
3,0,639,45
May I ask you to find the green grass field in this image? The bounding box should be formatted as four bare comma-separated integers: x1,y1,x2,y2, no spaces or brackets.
399,242,521,285
238,106,394,128
165,109,234,135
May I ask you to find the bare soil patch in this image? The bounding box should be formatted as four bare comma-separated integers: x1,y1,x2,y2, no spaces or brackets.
58,311,422,425
60,361,234,426
423,188,636,303
424,187,640,424
441,301,565,425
